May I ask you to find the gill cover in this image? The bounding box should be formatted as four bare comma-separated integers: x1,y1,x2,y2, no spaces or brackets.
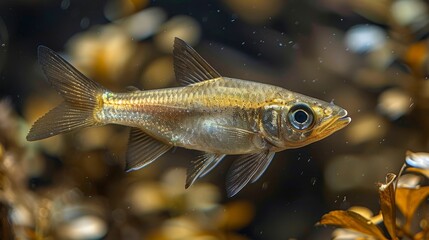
260,102,317,148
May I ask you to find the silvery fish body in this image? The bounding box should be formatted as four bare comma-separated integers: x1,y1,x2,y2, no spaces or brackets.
27,38,351,197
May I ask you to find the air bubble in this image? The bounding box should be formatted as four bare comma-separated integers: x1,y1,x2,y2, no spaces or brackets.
60,0,70,10
80,17,90,29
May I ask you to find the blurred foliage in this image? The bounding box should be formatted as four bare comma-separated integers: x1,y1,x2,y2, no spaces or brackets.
320,152,429,239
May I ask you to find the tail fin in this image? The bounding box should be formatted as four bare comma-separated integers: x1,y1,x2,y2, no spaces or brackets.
27,46,105,141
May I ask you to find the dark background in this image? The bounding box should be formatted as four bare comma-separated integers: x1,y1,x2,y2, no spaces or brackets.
0,0,427,239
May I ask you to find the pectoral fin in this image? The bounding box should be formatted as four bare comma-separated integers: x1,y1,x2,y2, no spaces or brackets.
204,124,265,149
214,125,256,142
125,128,172,172
226,151,275,197
186,153,226,188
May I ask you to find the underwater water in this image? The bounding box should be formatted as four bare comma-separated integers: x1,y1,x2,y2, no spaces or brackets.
0,0,429,239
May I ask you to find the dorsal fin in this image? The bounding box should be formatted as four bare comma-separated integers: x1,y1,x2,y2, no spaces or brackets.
173,37,222,86
125,86,141,92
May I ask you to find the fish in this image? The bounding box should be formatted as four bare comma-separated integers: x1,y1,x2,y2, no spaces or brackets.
27,38,351,197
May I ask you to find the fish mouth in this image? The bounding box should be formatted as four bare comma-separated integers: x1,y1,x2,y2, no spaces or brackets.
337,109,351,126
318,109,351,134
330,110,351,132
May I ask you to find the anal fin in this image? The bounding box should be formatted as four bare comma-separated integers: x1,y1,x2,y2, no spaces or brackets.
125,128,172,172
186,153,225,188
226,151,275,197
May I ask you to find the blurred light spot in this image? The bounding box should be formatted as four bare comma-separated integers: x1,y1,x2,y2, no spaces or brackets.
222,0,284,24
404,41,428,74
155,15,201,53
406,151,429,169
104,0,149,21
391,0,428,27
141,56,174,89
67,25,136,84
345,25,386,53
162,168,187,197
58,215,107,240
377,88,412,120
127,182,167,214
161,217,199,239
186,183,220,211
10,205,33,227
345,114,387,144
117,7,167,40
217,201,254,230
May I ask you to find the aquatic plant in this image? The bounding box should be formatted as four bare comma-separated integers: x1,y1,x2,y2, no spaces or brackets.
319,151,429,240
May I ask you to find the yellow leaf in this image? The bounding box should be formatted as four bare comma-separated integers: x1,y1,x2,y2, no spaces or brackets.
406,167,429,179
396,186,429,233
318,210,388,240
378,173,398,239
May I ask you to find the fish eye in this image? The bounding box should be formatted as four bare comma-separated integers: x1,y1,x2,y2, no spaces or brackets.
288,104,314,130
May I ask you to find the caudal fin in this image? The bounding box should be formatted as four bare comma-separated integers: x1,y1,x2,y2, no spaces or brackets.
27,46,105,141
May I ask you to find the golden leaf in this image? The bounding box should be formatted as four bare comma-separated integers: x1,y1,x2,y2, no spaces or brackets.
406,167,429,179
396,186,429,233
378,173,398,239
318,210,388,240
397,174,423,189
